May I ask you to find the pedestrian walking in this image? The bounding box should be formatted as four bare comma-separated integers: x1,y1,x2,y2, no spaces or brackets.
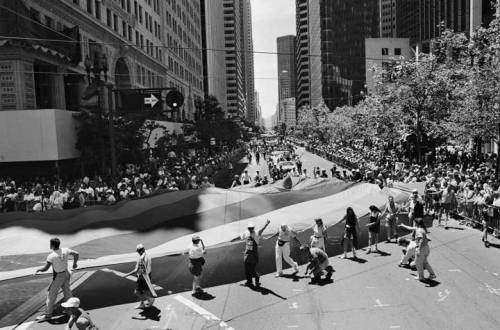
301,245,334,284
35,238,79,322
382,196,399,243
310,218,328,251
61,297,98,330
123,244,156,309
340,207,359,259
272,224,300,277
412,218,436,281
241,220,270,287
366,205,381,254
187,234,206,295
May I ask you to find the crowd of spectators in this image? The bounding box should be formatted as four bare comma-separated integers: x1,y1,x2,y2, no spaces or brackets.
292,136,500,235
0,144,243,213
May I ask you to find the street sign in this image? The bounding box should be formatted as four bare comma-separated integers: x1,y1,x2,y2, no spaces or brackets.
144,94,159,107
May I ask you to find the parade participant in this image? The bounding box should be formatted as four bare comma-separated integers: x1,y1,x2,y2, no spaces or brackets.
272,223,301,277
241,170,252,185
366,205,381,254
340,207,359,259
311,218,328,251
254,170,262,184
438,183,454,226
241,220,270,287
397,237,416,268
413,218,436,281
123,244,156,309
187,234,206,295
200,176,213,188
61,297,98,330
382,196,399,243
35,238,79,322
231,175,242,188
407,189,425,227
301,245,334,283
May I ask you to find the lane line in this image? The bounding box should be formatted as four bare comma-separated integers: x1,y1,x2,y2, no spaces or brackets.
175,295,235,330
0,321,35,330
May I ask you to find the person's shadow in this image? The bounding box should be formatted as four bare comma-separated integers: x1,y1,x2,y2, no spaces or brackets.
132,306,161,321
308,278,334,286
373,250,391,257
240,283,287,300
192,291,216,301
281,273,305,282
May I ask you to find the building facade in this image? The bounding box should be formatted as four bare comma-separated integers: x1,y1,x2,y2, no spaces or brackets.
241,0,256,124
201,0,227,112
380,0,397,37
365,38,411,93
279,97,296,128
277,35,296,105
222,0,245,119
0,0,204,164
295,0,379,112
396,0,496,51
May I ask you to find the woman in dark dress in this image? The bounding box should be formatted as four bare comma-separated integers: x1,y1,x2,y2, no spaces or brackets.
366,205,381,254
340,207,360,259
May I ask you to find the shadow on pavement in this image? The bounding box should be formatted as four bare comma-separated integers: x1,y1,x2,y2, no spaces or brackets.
241,283,287,300
192,291,216,301
373,250,391,257
132,306,161,321
281,273,303,282
308,278,334,286
350,257,368,263
424,279,440,287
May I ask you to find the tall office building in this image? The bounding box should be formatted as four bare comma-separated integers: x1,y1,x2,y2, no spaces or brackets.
295,0,379,111
277,35,296,105
222,0,246,119
396,0,496,51
380,0,397,37
0,0,203,166
201,0,227,112
241,0,256,124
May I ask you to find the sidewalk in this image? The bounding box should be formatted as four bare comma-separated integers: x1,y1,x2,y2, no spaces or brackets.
12,219,500,330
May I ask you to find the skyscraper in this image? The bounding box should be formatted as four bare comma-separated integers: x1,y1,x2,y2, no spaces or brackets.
277,35,296,105
380,0,397,37
241,0,256,124
201,0,227,112
223,0,246,118
295,0,379,111
396,0,496,51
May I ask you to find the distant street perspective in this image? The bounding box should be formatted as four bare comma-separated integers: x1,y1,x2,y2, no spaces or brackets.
1,1,500,330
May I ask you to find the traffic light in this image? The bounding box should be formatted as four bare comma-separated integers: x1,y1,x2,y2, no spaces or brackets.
165,89,184,108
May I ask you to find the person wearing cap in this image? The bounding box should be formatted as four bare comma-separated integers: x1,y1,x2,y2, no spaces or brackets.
123,244,155,308
61,297,98,330
231,175,241,188
187,234,206,295
240,219,270,287
310,218,328,251
200,177,213,189
35,238,79,322
271,224,301,277
300,245,334,284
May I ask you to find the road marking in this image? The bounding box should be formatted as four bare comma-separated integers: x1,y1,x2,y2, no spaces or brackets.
493,273,499,276
374,299,389,307
438,290,450,302
405,278,410,281
390,326,401,329
160,304,177,329
292,289,304,292
448,269,462,272
366,286,377,289
174,295,234,330
483,283,500,296
287,326,299,328
289,302,300,309
101,268,163,290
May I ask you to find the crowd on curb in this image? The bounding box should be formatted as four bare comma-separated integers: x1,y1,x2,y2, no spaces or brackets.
289,136,500,238
0,144,244,213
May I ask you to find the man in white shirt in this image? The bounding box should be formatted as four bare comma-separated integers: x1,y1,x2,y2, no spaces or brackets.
272,224,300,277
35,238,79,321
187,234,206,295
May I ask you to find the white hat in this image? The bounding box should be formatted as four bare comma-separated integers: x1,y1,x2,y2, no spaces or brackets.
136,243,145,251
247,222,255,228
61,297,80,308
412,188,418,193
192,234,201,240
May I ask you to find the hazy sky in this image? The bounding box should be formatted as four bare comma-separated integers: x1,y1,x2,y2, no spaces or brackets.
252,0,295,119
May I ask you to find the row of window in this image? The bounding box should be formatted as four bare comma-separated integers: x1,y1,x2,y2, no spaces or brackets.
381,47,402,56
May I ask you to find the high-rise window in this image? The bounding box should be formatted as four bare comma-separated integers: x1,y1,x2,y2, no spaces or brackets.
395,48,401,56
106,9,111,27
128,26,132,41
382,48,388,55
94,0,101,19
122,21,127,37
86,0,93,14
113,14,118,31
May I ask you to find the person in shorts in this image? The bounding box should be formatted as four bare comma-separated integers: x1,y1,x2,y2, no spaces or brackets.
187,234,206,295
